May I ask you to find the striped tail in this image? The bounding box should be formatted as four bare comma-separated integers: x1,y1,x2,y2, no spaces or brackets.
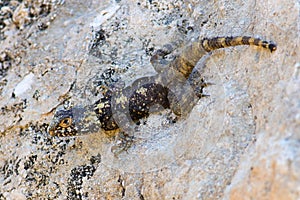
201,36,277,52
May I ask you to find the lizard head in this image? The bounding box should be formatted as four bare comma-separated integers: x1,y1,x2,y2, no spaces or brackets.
48,109,77,137
48,106,101,137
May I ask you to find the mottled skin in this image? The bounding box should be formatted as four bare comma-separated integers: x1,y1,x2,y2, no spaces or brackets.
48,36,276,137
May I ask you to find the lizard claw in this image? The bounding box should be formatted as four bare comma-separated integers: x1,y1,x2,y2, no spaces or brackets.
197,93,210,98
200,81,215,87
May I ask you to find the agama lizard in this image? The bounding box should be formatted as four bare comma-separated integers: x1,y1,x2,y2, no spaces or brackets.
48,36,276,137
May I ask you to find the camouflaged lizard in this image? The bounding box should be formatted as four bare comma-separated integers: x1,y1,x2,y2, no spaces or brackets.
48,36,276,137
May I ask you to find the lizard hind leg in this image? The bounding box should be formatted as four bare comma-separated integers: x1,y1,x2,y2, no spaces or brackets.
150,41,183,73
187,53,214,98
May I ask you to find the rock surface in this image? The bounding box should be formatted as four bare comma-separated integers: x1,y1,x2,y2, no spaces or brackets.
0,0,299,199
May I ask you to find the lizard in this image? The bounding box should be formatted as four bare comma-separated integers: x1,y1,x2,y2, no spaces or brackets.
48,36,276,137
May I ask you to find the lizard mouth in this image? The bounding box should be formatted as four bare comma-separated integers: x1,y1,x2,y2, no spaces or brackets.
47,122,55,136
47,125,58,137
47,127,75,137
47,124,66,137
49,130,55,136
47,120,79,137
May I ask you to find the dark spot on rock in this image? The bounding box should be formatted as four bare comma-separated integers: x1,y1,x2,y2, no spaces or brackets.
67,155,100,199
24,155,38,170
89,29,107,58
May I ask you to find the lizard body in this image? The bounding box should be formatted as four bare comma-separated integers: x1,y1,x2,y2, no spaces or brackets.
48,36,276,137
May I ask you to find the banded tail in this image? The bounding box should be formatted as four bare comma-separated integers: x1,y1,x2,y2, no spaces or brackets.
201,36,277,52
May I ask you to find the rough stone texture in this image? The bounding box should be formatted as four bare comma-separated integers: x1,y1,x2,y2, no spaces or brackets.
0,0,299,199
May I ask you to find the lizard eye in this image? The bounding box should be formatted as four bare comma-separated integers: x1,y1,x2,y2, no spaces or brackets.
59,117,72,128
